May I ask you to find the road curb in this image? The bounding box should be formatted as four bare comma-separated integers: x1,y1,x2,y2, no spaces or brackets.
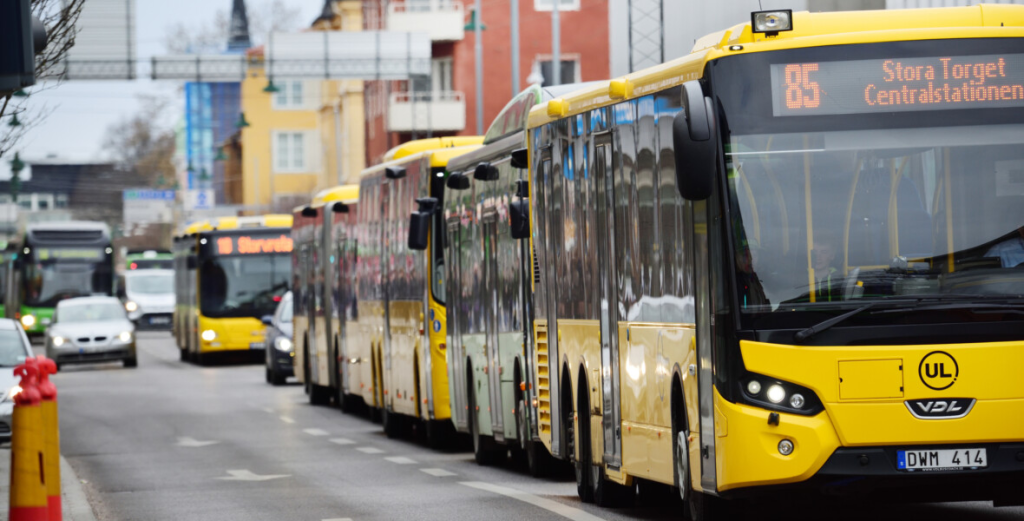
60,456,98,521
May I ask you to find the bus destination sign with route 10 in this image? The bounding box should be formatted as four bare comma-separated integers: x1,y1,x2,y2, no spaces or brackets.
770,53,1024,116
214,234,294,256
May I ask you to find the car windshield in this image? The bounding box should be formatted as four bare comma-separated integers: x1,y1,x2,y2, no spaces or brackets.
199,255,290,318
58,302,126,323
23,261,114,307
0,330,29,367
127,273,173,295
726,125,1024,314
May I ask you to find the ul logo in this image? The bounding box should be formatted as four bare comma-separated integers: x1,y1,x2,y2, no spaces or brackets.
918,351,958,391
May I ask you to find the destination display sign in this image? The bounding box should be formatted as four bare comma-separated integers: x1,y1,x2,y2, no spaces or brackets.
34,247,105,261
213,234,293,256
770,53,1024,116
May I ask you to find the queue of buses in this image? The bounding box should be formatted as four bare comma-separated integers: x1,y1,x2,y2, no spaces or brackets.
170,6,1024,518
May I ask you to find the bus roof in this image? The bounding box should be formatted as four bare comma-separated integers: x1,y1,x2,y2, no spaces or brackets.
382,136,484,162
361,144,482,182
311,184,359,208
210,214,293,230
25,221,110,233
527,4,1024,129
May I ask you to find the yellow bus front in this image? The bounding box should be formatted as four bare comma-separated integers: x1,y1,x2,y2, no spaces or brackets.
194,227,293,357
700,8,1024,503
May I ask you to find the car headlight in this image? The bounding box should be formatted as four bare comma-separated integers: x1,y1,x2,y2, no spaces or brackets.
274,337,293,352
201,329,216,341
118,331,133,343
125,301,138,312
52,335,65,347
3,385,22,403
20,314,35,329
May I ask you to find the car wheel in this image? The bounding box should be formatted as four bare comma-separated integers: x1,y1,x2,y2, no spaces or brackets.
265,367,272,384
123,357,138,368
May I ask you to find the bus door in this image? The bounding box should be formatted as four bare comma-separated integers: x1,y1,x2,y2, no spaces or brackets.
303,243,318,374
594,132,622,467
447,221,468,431
482,214,504,438
537,147,563,456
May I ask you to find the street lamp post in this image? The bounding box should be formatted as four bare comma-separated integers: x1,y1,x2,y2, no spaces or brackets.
551,0,560,87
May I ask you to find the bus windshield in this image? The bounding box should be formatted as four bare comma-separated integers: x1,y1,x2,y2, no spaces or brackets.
725,125,1024,315
199,255,290,318
23,261,114,308
126,272,174,295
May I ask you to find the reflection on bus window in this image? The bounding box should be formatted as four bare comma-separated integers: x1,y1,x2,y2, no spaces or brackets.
199,255,290,318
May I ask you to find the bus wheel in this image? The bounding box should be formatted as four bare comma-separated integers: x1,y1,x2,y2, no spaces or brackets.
579,382,632,507
469,383,503,465
179,347,188,362
519,398,550,477
382,407,404,439
425,420,451,450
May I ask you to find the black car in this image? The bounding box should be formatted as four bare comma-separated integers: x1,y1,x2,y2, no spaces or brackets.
263,291,293,385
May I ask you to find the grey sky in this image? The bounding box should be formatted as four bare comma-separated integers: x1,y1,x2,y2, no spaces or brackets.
17,0,325,164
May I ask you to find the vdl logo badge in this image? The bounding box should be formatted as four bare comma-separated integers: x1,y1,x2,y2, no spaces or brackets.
918,351,959,390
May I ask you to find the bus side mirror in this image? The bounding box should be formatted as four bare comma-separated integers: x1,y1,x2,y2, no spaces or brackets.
446,172,470,190
187,255,198,270
509,199,529,240
408,197,438,251
473,162,499,181
385,166,407,180
673,80,717,201
510,148,529,169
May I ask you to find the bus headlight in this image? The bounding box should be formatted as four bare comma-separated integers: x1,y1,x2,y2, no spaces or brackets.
125,301,138,312
739,372,823,416
118,331,133,343
201,329,217,342
20,314,35,329
274,337,293,352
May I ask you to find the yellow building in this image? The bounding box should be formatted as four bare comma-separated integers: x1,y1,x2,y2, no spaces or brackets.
237,0,366,213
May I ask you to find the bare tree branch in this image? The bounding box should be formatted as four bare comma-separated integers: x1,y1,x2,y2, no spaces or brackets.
163,0,302,54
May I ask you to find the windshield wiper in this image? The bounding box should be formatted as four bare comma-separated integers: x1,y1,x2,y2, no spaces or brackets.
872,301,1024,315
794,303,877,342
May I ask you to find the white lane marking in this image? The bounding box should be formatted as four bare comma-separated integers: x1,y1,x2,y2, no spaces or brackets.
279,416,295,424
459,482,607,521
176,436,219,448
420,468,456,477
217,469,290,482
328,438,355,445
384,456,417,465
356,447,384,454
304,428,329,436
322,518,353,521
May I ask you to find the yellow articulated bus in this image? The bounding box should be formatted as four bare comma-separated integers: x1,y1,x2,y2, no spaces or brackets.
343,137,483,445
174,214,294,365
291,184,359,407
439,82,592,472
509,6,1024,517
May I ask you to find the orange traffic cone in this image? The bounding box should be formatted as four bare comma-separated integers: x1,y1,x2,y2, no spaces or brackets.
9,358,48,521
35,357,60,521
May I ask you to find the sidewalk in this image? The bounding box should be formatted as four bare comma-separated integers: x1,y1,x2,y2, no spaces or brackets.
0,446,98,521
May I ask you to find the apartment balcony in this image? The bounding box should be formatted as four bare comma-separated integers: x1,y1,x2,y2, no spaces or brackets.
388,91,466,133
387,1,465,42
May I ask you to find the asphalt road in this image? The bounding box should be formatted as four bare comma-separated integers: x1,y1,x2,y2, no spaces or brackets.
41,332,1024,521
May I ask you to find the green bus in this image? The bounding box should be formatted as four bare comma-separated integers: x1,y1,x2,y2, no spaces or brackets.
5,222,116,334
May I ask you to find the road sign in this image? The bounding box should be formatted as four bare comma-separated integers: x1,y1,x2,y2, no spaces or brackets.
186,189,215,211
123,189,175,226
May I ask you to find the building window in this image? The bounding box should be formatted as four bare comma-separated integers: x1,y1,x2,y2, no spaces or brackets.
432,57,453,92
273,131,310,173
273,80,305,109
18,198,31,210
55,194,68,208
539,58,580,87
534,0,579,12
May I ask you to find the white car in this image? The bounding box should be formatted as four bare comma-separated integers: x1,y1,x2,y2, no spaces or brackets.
45,296,137,370
122,269,174,330
0,319,35,441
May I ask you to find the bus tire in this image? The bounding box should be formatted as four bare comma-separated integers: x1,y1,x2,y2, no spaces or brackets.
578,375,632,507
469,382,503,466
425,419,451,450
519,398,551,477
382,407,404,438
179,347,188,362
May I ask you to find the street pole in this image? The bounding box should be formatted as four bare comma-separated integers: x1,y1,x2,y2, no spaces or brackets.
551,0,560,86
474,0,484,135
511,0,520,96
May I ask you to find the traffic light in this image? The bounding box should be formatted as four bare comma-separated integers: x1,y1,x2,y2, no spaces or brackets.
0,0,48,95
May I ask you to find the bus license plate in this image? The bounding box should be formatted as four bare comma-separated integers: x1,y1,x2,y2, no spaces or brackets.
249,342,266,350
897,448,987,471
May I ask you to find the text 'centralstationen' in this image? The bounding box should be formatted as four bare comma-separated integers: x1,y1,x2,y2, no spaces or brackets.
770,53,1024,116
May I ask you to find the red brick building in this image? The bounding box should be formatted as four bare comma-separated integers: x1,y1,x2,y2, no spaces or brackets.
362,0,609,166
